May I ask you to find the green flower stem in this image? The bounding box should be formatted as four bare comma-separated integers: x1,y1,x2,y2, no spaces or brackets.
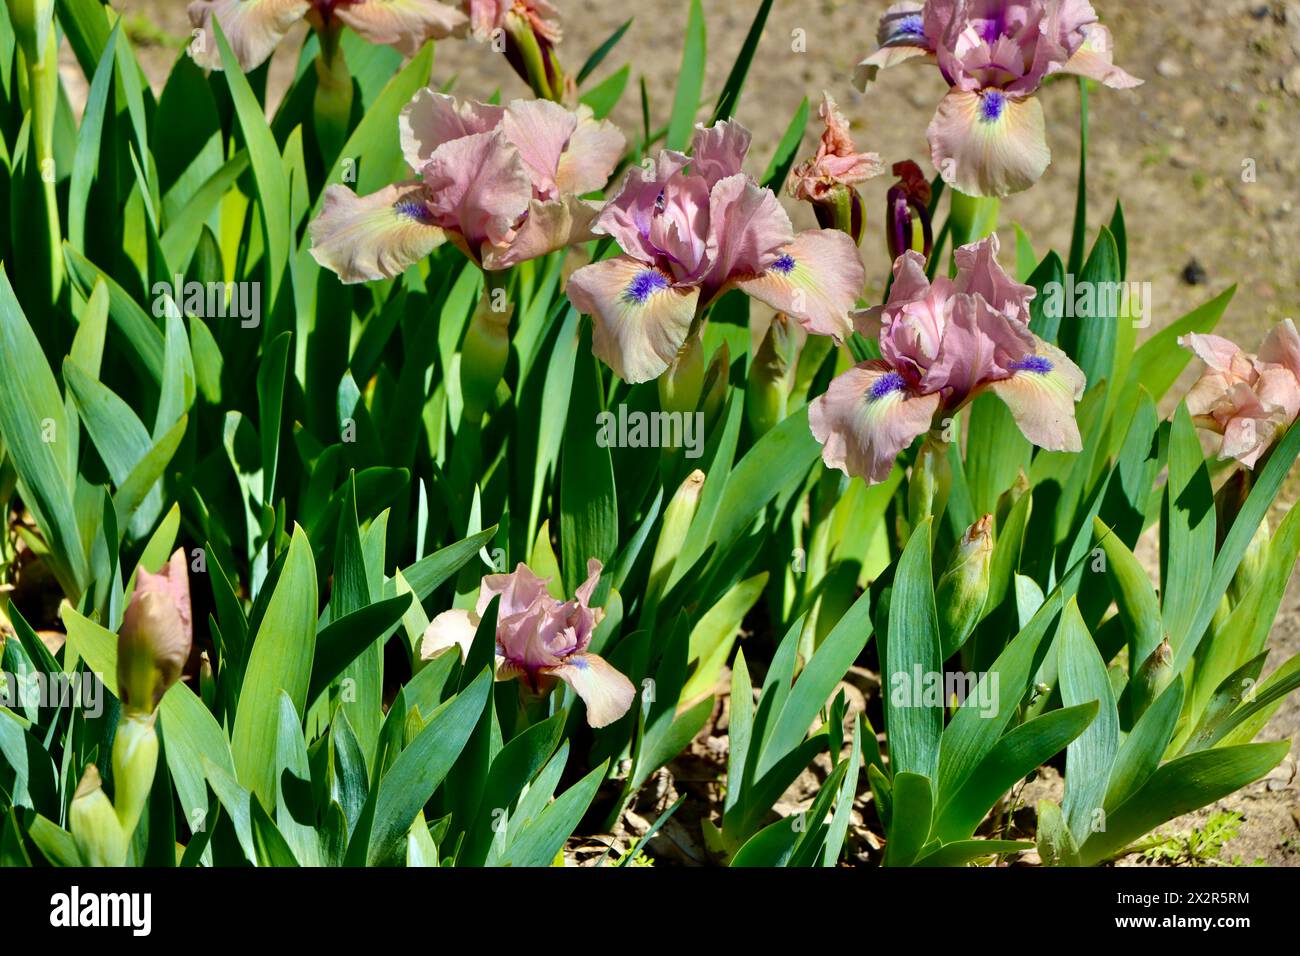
313,23,354,170
460,269,513,426
907,429,952,534
24,29,63,300
947,190,1000,260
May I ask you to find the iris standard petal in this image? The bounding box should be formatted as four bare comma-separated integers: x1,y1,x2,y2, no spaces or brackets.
689,120,753,186
1257,318,1300,382
399,89,504,172
952,233,1036,322
919,292,1038,402
555,107,626,196
701,173,794,297
502,98,579,198
420,130,534,253
478,562,553,620
1179,331,1252,378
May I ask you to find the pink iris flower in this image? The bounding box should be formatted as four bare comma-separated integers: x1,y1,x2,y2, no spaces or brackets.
188,0,468,72
566,120,866,384
309,91,625,281
421,559,636,728
1180,322,1300,469
854,0,1140,197
809,235,1085,483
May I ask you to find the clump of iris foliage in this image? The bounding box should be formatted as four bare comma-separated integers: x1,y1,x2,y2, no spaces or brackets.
1,0,1299,869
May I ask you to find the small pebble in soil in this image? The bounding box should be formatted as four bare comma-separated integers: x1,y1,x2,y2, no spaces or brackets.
1182,259,1208,285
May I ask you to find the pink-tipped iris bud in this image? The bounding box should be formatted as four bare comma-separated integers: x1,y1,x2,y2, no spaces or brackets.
117,549,193,715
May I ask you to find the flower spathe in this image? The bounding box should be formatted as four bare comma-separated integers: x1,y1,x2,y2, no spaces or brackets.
309,91,624,282
421,559,636,728
854,0,1140,198
567,120,866,384
1179,321,1300,468
116,549,193,714
188,0,468,72
809,234,1085,484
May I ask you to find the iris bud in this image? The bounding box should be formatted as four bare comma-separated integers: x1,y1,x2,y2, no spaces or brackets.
503,7,570,103
885,161,933,262
936,514,994,657
745,315,798,438
994,469,1029,529
648,469,705,603
6,0,54,64
117,550,192,715
70,765,128,867
699,341,730,433
813,184,867,246
1228,516,1270,607
1130,636,1174,722
111,713,159,841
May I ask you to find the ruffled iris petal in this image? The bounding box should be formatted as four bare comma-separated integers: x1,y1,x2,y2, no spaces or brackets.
927,88,1051,198
420,130,534,254
309,182,446,282
1053,24,1142,90
701,173,794,296
502,98,579,198
333,0,467,58
737,229,865,342
399,90,505,172
187,0,310,71
688,120,753,186
554,107,626,196
543,653,636,729
567,257,700,384
988,341,1086,452
1257,318,1300,382
808,360,941,484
